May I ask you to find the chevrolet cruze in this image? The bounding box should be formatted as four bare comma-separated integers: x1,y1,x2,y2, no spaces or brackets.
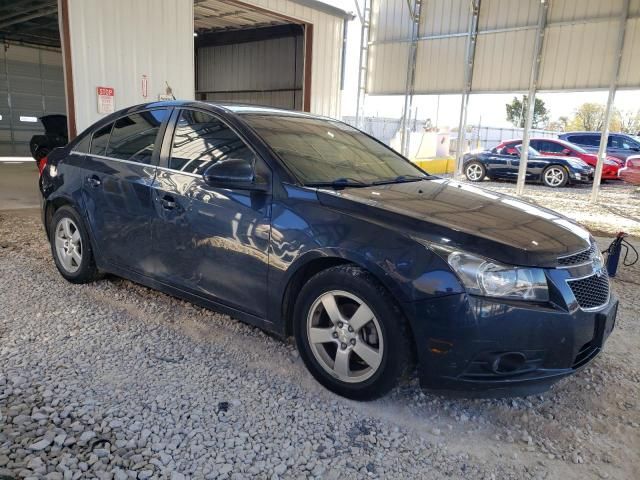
39,101,618,400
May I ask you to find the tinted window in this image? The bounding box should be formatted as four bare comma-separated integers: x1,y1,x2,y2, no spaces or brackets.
608,135,638,150
169,110,255,175
90,123,113,155
535,140,564,153
72,134,91,154
241,114,426,184
106,109,169,164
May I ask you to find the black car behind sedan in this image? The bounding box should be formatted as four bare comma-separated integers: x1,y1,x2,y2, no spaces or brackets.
38,101,616,399
463,144,594,187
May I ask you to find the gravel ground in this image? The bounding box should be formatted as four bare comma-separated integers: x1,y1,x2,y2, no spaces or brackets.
1,198,639,479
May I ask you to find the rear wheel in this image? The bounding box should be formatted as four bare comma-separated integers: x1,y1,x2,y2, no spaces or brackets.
542,165,568,188
465,161,486,182
50,206,99,283
293,265,411,400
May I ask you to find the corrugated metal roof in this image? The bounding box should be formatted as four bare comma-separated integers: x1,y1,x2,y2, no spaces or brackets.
195,1,288,32
367,0,640,95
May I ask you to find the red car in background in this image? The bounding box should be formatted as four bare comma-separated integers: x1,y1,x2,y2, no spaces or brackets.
619,155,640,184
495,138,622,180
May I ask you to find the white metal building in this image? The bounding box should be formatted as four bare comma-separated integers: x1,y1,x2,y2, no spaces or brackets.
0,0,350,153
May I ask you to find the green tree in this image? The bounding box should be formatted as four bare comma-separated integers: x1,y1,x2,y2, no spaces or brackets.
505,95,550,129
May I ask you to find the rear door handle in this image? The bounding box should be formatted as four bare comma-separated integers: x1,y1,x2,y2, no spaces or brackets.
160,195,176,210
87,175,101,187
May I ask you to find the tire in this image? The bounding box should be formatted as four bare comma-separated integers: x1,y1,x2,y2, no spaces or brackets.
293,265,411,400
50,205,100,284
465,161,486,182
542,165,569,188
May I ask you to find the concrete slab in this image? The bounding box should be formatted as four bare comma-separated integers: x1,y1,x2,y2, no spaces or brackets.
0,161,40,210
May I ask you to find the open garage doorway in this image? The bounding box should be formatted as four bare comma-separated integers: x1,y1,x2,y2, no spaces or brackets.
0,1,66,157
194,0,311,111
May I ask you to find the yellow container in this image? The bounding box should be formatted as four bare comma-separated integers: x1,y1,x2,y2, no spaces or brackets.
413,157,456,175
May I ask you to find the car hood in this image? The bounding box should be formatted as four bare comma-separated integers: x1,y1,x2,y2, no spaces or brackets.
316,178,591,267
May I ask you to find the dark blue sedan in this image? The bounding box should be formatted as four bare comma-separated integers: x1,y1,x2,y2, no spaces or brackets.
463,144,594,187
39,101,617,399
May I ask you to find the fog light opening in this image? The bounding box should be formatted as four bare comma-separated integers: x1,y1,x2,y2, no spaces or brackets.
491,352,527,374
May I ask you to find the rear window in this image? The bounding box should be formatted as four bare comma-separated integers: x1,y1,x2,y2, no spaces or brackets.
90,123,113,156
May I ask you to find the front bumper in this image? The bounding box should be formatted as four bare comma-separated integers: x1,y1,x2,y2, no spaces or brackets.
404,291,618,396
569,170,594,183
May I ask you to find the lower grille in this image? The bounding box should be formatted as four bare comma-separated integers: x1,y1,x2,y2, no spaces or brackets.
567,272,610,310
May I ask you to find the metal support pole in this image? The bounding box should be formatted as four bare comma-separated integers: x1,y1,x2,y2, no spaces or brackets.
455,0,480,177
590,0,630,203
515,0,548,196
355,0,372,129
400,0,423,157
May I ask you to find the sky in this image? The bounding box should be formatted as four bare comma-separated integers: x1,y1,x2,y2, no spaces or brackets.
320,0,640,129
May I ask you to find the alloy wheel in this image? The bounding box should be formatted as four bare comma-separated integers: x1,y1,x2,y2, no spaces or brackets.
466,163,483,181
306,290,384,383
54,217,82,273
544,167,565,187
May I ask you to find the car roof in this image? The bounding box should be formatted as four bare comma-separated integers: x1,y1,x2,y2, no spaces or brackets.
118,100,332,121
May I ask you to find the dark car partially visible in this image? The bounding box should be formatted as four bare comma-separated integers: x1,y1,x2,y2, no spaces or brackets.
559,131,640,162
30,114,68,173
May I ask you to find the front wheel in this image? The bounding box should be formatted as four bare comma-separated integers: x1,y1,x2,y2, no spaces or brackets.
293,265,411,400
465,161,486,182
542,165,568,188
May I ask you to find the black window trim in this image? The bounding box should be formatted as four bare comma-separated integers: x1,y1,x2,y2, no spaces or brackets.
160,106,272,180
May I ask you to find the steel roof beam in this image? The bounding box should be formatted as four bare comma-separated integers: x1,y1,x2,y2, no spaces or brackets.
0,5,57,30
455,0,481,177
515,0,549,196
590,0,630,203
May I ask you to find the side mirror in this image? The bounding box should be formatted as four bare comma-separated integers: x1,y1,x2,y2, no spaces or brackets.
562,148,572,155
202,158,268,192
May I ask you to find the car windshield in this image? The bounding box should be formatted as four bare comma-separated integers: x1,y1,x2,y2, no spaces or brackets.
561,140,587,154
241,114,428,186
515,145,540,156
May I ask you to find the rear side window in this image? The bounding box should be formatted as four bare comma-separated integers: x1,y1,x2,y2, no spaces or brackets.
106,109,169,164
90,123,113,156
72,134,91,154
608,135,638,150
169,109,255,175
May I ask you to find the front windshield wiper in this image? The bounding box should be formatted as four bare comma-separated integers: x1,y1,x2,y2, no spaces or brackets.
303,177,371,189
371,174,430,186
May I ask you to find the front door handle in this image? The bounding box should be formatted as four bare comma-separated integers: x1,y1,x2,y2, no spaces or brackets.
160,195,176,210
87,175,101,187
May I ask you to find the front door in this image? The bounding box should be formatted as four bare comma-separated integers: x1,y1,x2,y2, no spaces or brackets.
81,108,171,272
151,109,272,318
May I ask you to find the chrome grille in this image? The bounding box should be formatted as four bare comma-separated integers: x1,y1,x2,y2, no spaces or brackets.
567,272,610,310
558,243,597,266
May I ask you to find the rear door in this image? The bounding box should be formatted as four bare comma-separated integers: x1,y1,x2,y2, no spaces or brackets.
150,108,272,317
82,108,171,272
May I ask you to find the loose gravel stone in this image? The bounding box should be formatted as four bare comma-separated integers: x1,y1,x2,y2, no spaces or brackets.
0,190,639,479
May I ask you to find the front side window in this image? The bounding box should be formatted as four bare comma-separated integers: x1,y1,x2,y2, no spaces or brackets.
169,110,255,175
90,123,113,156
608,135,638,150
241,114,426,185
106,109,169,164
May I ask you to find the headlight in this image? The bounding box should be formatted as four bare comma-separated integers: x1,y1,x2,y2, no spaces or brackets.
430,245,549,301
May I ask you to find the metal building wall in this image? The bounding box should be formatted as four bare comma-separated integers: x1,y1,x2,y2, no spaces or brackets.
66,0,195,133
197,36,304,110
367,0,640,95
239,0,345,118
0,45,65,156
